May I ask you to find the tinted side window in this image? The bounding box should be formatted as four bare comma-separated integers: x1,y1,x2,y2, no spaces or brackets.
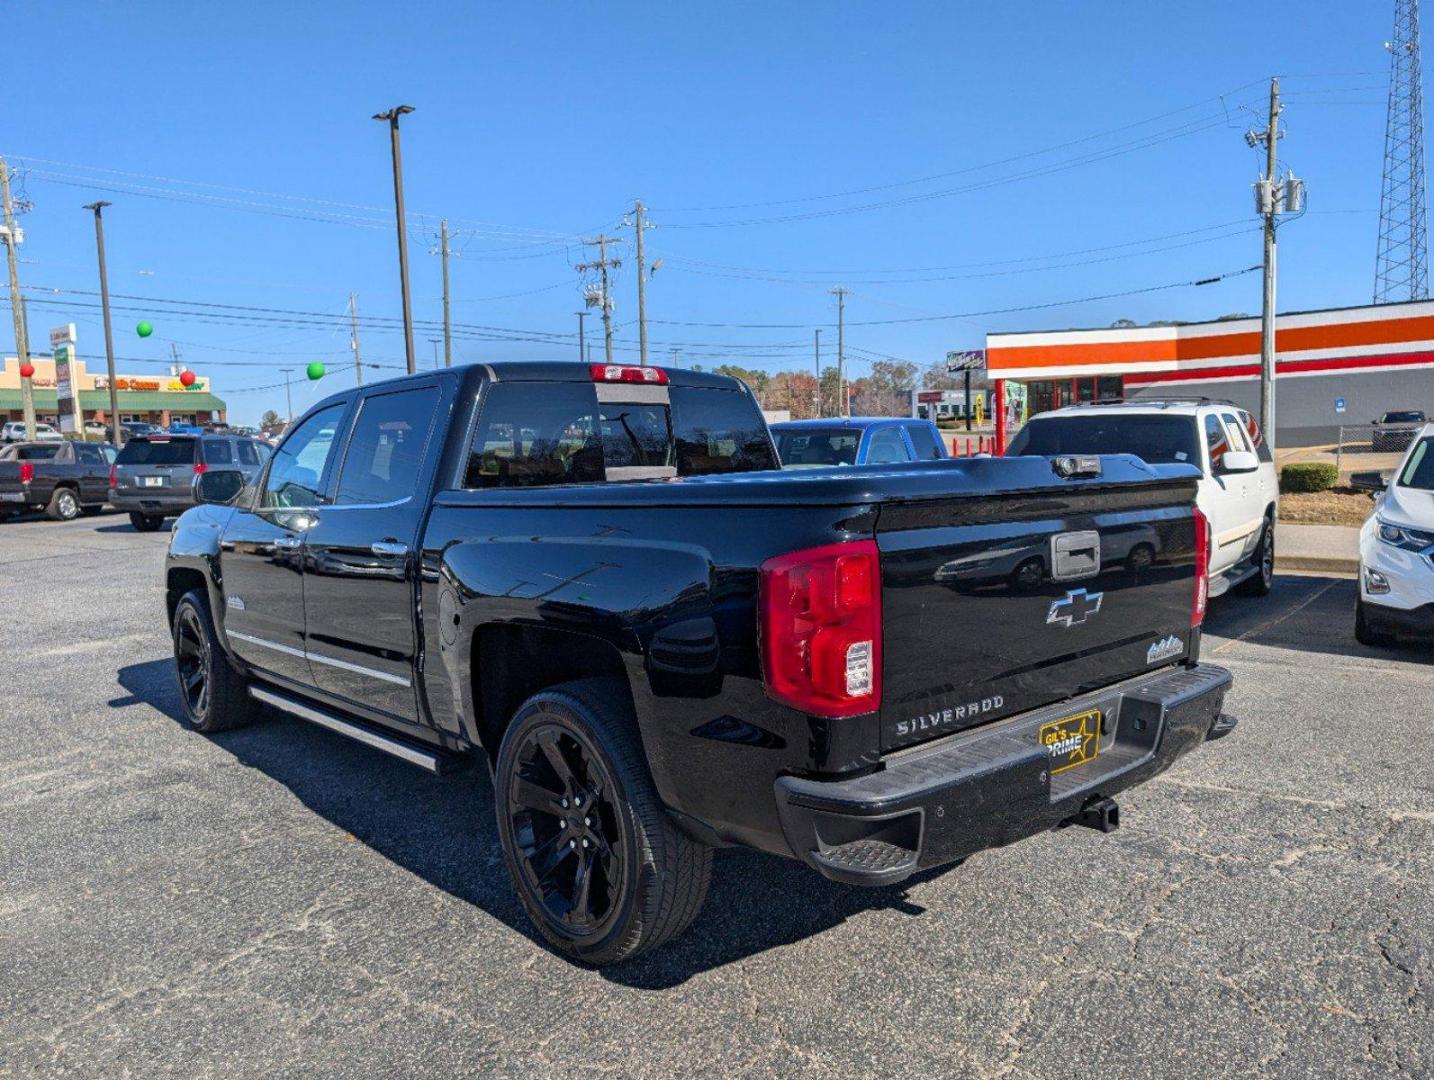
866,427,911,464
74,443,103,464
905,423,944,460
464,382,602,488
335,387,439,504
668,386,778,475
202,439,232,465
235,440,259,466
263,404,345,509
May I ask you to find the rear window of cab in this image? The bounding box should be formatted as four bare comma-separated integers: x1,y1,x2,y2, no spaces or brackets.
463,381,778,488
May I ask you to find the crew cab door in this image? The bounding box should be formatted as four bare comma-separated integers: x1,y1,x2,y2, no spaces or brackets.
299,382,445,722
71,442,112,503
220,403,349,688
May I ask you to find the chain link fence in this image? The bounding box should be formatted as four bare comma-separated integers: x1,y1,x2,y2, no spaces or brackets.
1333,423,1423,474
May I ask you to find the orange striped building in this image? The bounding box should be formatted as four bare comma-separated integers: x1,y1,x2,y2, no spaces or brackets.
985,299,1434,447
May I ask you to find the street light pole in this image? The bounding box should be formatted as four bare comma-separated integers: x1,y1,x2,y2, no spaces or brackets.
373,104,417,374
83,201,123,449
280,368,295,423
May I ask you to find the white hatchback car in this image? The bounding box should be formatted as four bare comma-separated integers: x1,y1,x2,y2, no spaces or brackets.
1353,423,1434,645
1007,400,1280,599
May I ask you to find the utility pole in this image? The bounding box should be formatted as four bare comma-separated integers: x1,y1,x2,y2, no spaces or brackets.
633,201,649,365
575,235,621,364
349,291,363,385
84,200,122,448
1245,78,1302,452
813,328,822,416
440,218,453,367
1,157,36,441
280,368,295,423
428,337,442,369
575,311,586,362
373,105,417,374
831,287,848,417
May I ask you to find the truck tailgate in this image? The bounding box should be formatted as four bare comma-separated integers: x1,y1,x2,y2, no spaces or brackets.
877,463,1200,751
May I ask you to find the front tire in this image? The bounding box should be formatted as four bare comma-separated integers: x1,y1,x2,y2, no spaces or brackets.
171,589,255,733
130,512,165,532
1236,516,1275,596
46,486,81,521
494,678,711,966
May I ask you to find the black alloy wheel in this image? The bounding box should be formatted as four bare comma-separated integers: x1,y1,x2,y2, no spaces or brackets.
174,603,212,723
494,679,712,965
506,723,626,937
1237,517,1275,596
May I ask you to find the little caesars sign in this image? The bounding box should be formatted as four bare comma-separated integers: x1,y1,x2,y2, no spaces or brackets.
51,324,78,435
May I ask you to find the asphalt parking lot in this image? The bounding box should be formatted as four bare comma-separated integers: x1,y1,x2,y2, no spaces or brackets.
2,513,1430,1079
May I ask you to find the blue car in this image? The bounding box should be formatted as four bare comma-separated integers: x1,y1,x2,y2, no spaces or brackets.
770,417,949,468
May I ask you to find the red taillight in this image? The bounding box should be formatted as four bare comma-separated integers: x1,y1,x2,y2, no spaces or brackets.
19,462,33,485
108,464,117,488
193,462,207,476
1192,506,1210,627
759,540,881,718
589,363,668,385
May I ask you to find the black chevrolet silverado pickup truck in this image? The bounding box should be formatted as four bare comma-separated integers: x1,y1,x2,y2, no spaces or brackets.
165,361,1234,964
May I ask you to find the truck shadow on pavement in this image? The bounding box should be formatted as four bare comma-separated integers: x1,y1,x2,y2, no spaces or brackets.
113,657,949,988
1204,574,1433,666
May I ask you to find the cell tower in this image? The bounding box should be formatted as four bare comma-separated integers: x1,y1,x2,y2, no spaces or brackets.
1375,0,1430,303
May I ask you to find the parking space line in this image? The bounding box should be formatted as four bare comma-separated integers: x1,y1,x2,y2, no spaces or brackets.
1211,577,1341,655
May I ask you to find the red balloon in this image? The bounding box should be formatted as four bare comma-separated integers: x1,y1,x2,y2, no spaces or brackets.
19,363,34,379
179,370,196,387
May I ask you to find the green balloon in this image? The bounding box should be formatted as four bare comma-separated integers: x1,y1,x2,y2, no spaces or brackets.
136,321,153,338
306,361,326,381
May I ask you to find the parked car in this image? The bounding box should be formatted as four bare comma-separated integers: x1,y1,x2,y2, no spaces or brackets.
770,417,949,467
1,421,63,444
164,362,1234,965
110,433,267,531
1351,423,1434,645
1372,410,1427,452
123,422,166,438
1007,400,1279,600
0,440,116,520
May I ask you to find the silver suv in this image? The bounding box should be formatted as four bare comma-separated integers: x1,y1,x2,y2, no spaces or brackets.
110,434,268,531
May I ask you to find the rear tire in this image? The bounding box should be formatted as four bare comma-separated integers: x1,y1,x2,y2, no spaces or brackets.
171,589,255,733
46,486,81,521
494,677,711,966
1355,598,1396,648
130,512,164,532
1235,516,1275,596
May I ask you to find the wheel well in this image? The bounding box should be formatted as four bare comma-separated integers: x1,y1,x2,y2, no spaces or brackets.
471,624,629,761
166,568,208,623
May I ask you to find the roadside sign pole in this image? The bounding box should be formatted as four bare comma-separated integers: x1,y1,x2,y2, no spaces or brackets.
85,202,123,448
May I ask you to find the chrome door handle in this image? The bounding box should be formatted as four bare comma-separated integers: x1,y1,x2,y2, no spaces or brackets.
274,536,302,550
371,541,408,557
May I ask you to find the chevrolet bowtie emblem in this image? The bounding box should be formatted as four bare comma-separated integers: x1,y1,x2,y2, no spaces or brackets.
1047,588,1104,628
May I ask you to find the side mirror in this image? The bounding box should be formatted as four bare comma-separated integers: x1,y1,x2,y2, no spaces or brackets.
1349,470,1389,494
1219,450,1259,474
194,469,245,506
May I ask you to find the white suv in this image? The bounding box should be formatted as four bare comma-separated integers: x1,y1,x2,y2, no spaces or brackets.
1353,423,1434,645
1007,400,1280,599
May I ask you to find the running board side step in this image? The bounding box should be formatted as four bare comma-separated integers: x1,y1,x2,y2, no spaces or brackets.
249,686,467,775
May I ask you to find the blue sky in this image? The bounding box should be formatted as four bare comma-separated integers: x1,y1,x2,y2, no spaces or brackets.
5,1,1403,423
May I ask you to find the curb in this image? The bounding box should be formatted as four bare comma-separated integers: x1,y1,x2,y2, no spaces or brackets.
1276,555,1359,576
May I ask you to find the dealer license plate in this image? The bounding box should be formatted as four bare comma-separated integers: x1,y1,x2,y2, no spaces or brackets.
1038,708,1102,774
142,476,165,487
